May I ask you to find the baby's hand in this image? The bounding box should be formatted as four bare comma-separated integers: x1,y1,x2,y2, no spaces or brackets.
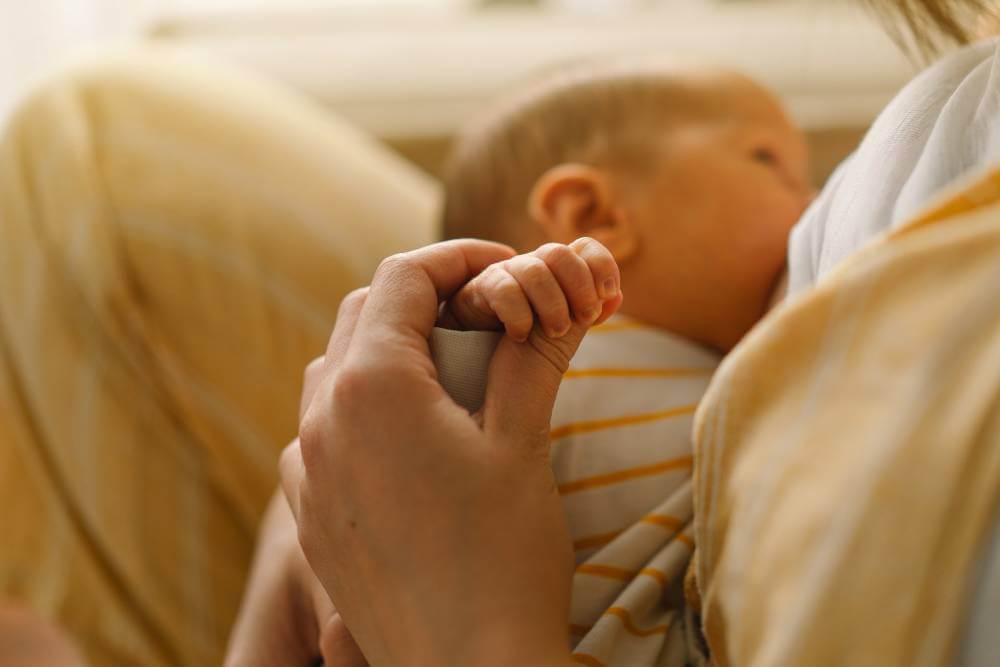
443,237,622,342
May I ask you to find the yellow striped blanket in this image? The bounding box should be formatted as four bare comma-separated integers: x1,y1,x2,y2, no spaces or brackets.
0,49,438,665
693,167,1000,666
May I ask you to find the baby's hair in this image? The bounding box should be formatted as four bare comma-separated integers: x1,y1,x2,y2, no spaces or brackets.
441,61,740,248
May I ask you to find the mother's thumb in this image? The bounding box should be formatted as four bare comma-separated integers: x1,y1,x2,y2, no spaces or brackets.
482,323,588,452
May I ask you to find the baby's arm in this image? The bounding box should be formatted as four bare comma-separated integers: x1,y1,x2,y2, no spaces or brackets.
443,237,622,342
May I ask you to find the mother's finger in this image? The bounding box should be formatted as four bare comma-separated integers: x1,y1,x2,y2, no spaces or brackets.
323,287,369,373
296,241,518,512
299,241,516,467
300,357,325,421
279,439,306,520
299,287,370,421
359,240,515,351
223,491,323,667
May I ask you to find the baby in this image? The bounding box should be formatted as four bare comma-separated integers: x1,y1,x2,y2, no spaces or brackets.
436,62,812,664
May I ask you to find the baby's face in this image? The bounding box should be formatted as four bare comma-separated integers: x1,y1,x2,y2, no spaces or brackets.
626,81,812,349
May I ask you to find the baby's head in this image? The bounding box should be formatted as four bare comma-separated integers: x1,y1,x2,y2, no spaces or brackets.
442,62,812,352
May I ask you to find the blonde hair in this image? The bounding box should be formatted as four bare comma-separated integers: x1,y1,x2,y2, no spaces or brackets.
866,0,998,53
441,63,739,247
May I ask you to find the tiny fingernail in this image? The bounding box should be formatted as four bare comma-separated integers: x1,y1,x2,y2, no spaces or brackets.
601,277,617,298
552,323,571,338
582,305,601,323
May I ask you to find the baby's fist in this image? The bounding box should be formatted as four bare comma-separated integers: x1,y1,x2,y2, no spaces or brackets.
444,237,622,342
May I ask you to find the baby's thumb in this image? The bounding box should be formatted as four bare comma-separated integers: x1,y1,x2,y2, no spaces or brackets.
481,323,588,454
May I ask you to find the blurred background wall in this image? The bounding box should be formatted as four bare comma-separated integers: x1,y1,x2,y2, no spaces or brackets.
0,0,921,185
0,1,456,120
0,0,150,118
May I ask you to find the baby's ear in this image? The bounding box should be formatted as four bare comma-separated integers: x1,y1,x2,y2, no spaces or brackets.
528,163,638,264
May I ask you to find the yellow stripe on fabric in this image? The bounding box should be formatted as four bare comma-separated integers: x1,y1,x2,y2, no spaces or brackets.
676,534,694,549
550,405,697,441
576,563,635,581
564,367,714,379
558,456,692,495
574,514,687,552
575,563,671,591
604,606,671,637
640,514,685,531
574,530,623,551
571,652,607,666
640,568,669,588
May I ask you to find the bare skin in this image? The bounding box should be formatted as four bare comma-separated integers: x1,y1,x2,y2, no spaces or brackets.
0,605,84,667
228,239,621,666
528,73,813,352
227,76,810,666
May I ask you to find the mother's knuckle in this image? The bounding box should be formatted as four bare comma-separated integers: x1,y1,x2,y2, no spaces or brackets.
339,287,368,313
279,440,300,475
331,363,375,406
303,356,325,383
376,252,415,278
297,411,325,463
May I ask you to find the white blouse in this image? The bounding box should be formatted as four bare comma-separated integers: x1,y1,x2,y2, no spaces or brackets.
788,37,1000,294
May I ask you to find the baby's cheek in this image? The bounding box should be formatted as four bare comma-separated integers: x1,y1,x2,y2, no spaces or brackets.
733,195,795,282
753,187,804,249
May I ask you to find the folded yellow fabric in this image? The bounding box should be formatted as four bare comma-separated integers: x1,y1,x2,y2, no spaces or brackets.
693,168,1000,666
0,48,438,665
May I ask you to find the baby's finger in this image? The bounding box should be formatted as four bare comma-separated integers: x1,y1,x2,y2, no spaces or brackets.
570,236,620,301
503,254,572,338
446,264,534,341
534,242,602,325
445,268,502,332
479,267,535,342
594,290,624,326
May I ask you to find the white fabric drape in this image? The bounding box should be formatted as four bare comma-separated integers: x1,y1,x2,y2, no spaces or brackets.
787,37,1000,294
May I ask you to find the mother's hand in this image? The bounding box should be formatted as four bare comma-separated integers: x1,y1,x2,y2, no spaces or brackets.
225,356,367,666
282,240,613,667
224,488,365,667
